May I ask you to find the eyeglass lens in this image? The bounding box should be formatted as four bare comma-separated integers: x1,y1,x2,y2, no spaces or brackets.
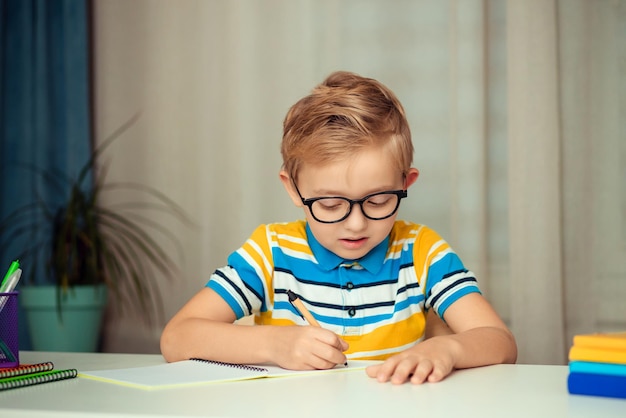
310,193,401,223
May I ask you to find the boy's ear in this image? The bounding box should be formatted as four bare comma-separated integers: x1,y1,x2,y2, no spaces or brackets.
404,168,419,189
279,170,304,207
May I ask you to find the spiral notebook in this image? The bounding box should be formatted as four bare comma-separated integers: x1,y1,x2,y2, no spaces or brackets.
0,361,55,379
0,368,78,391
79,358,379,390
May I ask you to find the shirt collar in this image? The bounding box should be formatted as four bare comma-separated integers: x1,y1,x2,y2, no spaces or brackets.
306,223,388,274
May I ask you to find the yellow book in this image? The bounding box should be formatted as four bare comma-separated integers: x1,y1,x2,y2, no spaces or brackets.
573,332,626,351
569,346,626,365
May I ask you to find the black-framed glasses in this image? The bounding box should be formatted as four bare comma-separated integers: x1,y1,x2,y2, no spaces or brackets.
293,182,407,224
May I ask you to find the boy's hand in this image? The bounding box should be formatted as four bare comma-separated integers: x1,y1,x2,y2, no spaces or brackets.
365,336,459,384
270,326,349,370
367,295,517,385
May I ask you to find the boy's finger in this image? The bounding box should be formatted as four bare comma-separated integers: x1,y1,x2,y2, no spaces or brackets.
338,337,349,351
409,360,434,385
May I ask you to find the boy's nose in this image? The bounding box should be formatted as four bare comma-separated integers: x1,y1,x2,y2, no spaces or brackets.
343,203,368,230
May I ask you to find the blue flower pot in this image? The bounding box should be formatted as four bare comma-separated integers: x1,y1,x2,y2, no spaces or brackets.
19,284,108,352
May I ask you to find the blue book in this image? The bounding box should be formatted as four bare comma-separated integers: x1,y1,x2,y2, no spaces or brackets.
569,361,626,377
568,372,626,399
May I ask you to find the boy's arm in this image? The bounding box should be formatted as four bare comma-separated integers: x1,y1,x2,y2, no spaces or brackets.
437,293,517,368
160,287,348,369
366,293,516,384
424,309,453,338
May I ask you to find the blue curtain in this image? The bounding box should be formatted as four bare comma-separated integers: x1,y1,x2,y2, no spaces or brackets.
0,0,92,348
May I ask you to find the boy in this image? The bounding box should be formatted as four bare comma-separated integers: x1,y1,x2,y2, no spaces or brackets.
160,71,517,385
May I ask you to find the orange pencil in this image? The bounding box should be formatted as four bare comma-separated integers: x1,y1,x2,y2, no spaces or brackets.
287,289,320,327
287,289,347,366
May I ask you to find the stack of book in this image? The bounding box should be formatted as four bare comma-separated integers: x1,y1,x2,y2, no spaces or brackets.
567,331,626,399
0,361,77,391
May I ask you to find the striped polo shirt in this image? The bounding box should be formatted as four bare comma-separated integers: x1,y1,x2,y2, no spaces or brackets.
207,220,480,360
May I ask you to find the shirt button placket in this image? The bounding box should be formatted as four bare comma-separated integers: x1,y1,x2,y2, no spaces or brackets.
346,281,356,316
341,264,360,335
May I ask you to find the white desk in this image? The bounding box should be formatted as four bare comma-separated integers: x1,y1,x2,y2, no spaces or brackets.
0,351,624,418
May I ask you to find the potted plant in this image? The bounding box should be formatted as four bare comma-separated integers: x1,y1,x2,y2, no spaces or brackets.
0,115,191,352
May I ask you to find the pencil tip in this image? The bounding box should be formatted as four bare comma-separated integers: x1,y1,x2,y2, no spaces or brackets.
286,289,297,302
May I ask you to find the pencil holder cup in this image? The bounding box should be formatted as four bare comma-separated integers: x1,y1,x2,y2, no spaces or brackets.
0,291,19,368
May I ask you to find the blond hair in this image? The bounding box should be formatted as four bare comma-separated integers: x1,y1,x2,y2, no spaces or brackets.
281,71,413,181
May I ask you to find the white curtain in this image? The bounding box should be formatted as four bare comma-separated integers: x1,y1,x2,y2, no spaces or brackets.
507,0,626,364
93,0,626,365
507,0,566,365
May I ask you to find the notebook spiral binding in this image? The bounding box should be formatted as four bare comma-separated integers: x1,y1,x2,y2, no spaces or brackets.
0,361,54,379
190,358,268,373
0,369,78,391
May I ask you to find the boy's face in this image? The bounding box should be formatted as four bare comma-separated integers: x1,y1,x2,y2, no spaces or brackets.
280,146,418,260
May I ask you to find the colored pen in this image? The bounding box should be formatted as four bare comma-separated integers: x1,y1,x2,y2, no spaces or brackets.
0,268,22,312
0,268,22,293
1,260,20,288
287,289,347,366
